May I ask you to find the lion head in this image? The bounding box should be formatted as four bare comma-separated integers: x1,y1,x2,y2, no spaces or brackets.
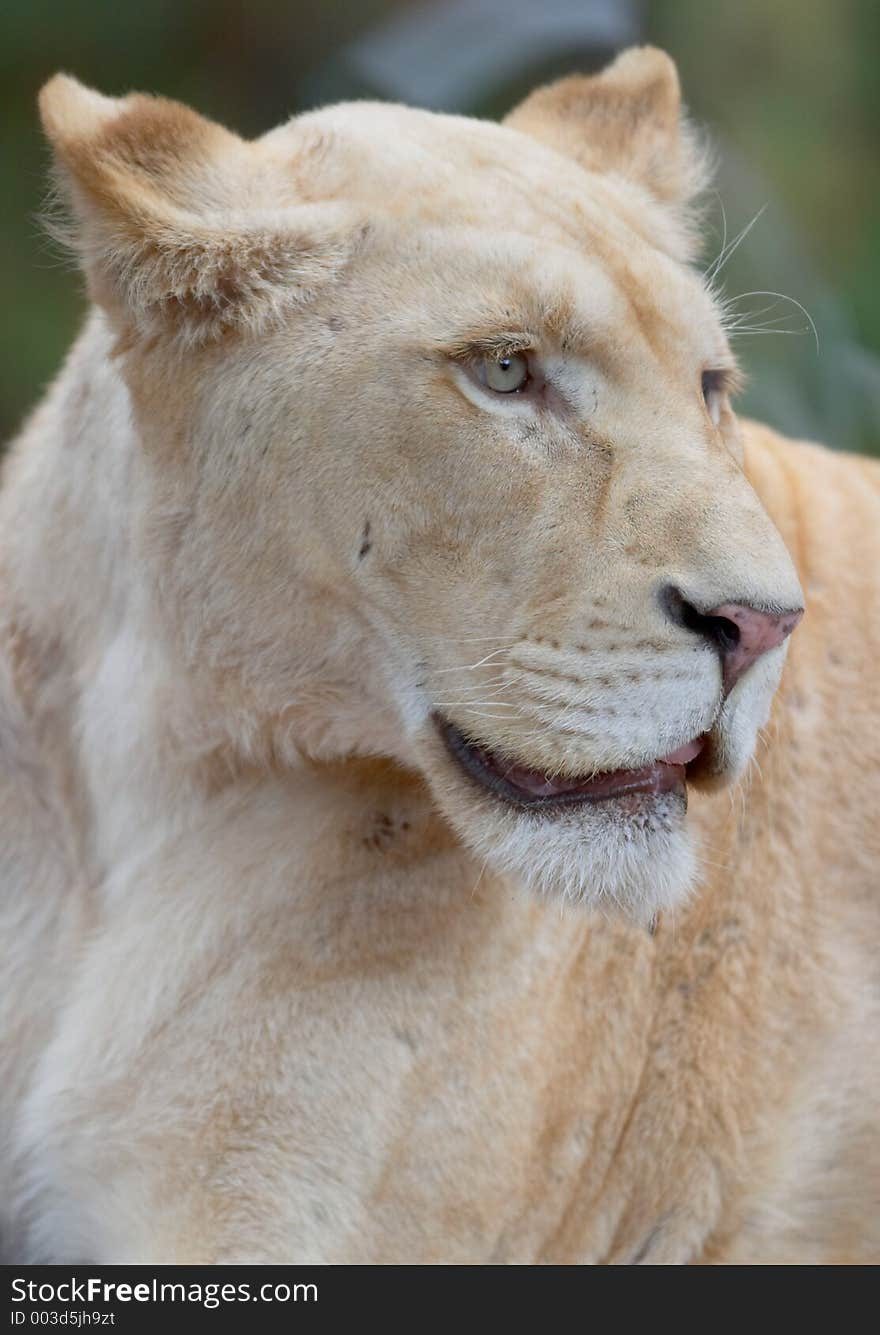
39,48,803,921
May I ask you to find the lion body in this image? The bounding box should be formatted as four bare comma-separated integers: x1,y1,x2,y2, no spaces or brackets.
1,51,878,1262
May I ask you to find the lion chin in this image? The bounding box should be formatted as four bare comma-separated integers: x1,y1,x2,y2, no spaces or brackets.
408,716,697,924
443,780,696,926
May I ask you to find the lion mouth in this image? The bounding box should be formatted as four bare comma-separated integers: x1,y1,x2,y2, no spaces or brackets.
435,715,706,810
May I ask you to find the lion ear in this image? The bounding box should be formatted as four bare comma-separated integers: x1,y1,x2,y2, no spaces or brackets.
504,47,709,250
39,75,353,342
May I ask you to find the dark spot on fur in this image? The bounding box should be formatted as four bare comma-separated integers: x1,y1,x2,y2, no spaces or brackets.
358,520,372,562
361,810,400,852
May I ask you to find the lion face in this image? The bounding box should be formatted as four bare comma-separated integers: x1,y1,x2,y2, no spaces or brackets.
41,49,803,919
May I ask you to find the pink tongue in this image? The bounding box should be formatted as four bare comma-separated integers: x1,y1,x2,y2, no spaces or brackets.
495,736,706,799
659,737,705,766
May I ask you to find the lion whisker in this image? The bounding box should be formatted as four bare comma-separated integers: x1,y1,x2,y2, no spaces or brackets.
432,645,518,674
461,708,526,721
704,204,767,286
722,289,819,353
434,704,521,714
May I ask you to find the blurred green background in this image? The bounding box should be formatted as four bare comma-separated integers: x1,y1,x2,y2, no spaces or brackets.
2,0,878,453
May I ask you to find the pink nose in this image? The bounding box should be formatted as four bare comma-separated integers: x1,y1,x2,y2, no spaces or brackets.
661,586,803,694
702,602,803,693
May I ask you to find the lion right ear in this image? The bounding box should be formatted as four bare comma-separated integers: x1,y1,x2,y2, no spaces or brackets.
39,75,354,342
504,48,710,260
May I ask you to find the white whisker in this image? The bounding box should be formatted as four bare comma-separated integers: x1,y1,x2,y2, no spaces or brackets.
434,700,520,710
462,708,525,721
433,645,517,674
704,204,767,285
469,859,490,901
724,289,819,354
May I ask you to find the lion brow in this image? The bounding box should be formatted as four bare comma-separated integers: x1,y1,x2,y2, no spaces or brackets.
431,329,538,361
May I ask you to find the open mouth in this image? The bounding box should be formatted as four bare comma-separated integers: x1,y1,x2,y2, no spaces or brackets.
436,715,706,810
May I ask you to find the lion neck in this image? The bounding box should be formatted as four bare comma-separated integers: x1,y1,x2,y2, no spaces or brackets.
1,310,426,886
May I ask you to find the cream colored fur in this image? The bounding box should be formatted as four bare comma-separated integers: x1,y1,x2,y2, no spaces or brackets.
1,49,877,1262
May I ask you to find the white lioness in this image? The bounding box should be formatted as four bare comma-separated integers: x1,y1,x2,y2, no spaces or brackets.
1,48,878,1264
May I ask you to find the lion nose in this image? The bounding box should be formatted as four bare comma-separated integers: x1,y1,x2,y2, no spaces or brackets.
662,587,803,694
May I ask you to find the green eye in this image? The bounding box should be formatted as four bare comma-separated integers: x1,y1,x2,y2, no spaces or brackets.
482,351,529,393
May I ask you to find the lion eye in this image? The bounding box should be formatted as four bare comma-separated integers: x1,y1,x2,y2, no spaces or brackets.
701,369,724,426
481,352,530,393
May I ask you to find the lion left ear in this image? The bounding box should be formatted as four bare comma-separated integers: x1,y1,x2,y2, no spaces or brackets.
39,75,356,344
504,47,708,254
